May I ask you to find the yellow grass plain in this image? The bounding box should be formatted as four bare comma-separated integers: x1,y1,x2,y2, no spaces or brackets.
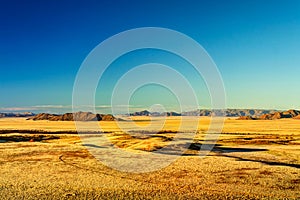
0,117,299,199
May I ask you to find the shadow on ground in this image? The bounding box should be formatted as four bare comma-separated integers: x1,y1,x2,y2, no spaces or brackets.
0,135,60,142
155,142,300,169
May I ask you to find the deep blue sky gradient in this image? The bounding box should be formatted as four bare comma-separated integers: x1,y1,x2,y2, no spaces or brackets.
1,0,300,112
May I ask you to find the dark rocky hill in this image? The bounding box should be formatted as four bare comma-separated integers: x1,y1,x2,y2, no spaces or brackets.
130,110,151,116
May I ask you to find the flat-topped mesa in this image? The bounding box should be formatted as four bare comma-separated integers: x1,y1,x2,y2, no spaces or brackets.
28,111,115,121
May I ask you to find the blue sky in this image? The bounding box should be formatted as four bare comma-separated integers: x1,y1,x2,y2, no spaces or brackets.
1,0,300,113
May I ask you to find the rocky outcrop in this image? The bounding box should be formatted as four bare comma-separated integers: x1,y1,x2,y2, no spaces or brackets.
237,116,258,120
238,109,300,120
28,112,115,121
30,113,56,120
260,110,300,120
293,115,300,119
100,114,115,121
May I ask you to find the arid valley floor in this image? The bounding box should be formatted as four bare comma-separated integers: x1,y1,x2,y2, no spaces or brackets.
0,117,299,199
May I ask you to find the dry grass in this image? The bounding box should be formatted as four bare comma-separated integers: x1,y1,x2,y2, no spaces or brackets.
0,117,299,199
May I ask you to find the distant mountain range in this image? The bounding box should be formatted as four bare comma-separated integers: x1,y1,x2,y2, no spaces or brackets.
1,109,300,120
0,112,35,118
182,109,278,117
129,109,300,120
129,109,278,117
238,109,300,120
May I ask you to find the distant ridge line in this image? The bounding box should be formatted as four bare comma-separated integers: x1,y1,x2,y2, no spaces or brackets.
1,109,300,120
128,109,279,117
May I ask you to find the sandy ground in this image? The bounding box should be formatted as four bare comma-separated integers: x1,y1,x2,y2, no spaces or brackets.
0,117,299,199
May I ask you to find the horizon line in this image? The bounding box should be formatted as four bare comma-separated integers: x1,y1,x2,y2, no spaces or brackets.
0,105,298,115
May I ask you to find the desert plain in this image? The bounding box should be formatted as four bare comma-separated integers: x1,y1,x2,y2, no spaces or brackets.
0,116,299,199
